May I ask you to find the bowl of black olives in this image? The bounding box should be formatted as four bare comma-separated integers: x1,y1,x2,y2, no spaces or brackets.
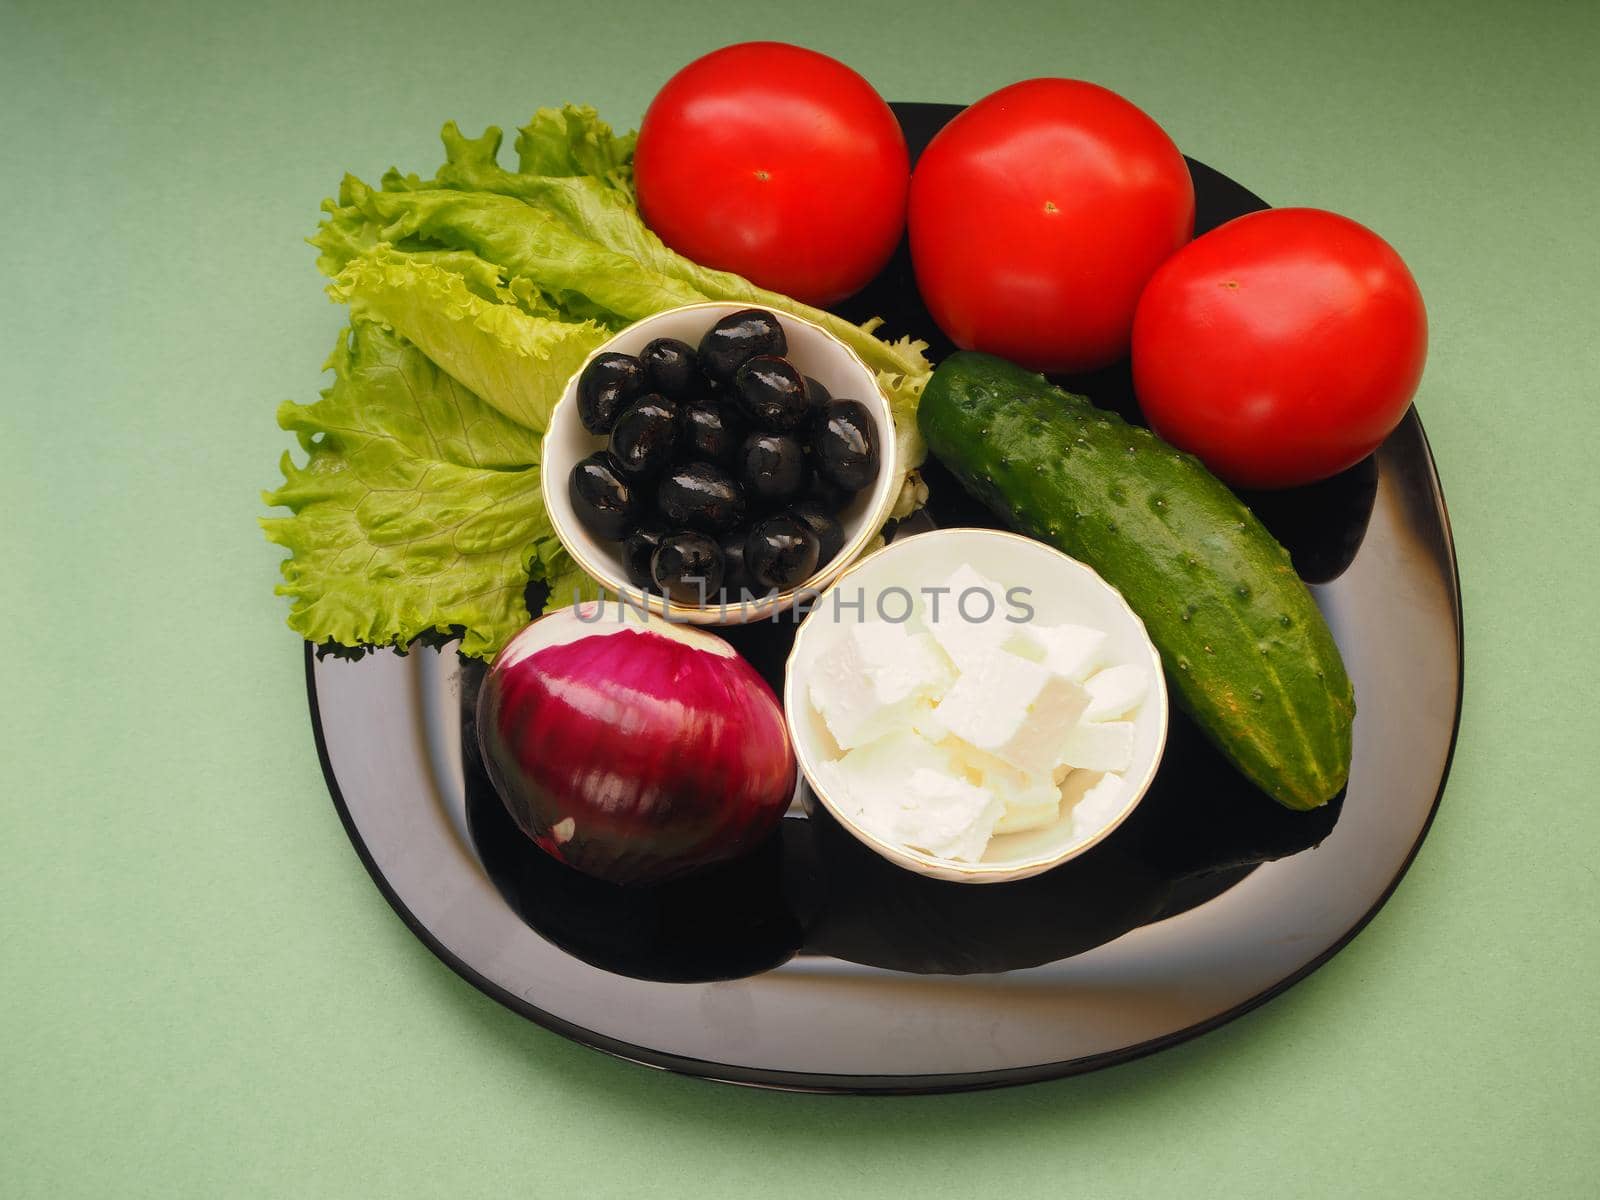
542,303,899,622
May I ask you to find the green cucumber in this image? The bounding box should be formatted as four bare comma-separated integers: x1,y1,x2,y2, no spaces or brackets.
919,352,1353,810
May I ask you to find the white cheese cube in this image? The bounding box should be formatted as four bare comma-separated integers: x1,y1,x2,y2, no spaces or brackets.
990,770,1063,835
950,743,1062,835
816,732,1001,862
896,769,1004,861
1006,622,1106,682
994,794,1061,835
1062,771,1128,840
910,701,949,744
808,622,956,750
1083,663,1149,720
1057,720,1135,773
814,729,949,799
922,563,1013,670
933,651,1089,777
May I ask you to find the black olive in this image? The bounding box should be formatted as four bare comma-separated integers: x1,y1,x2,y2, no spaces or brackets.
814,399,880,492
639,338,699,399
734,355,811,432
803,376,833,426
657,462,746,533
622,519,670,591
698,309,786,384
719,527,751,593
651,532,725,605
805,468,857,511
607,394,679,480
678,400,742,465
569,452,637,541
788,499,846,565
746,515,820,592
577,352,646,434
737,432,807,505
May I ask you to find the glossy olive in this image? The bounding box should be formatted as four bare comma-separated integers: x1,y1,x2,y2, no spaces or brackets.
608,395,679,480
719,528,751,593
734,356,811,432
803,376,833,426
698,309,787,384
568,452,637,541
678,400,742,465
788,499,847,565
639,338,700,399
577,352,646,434
622,520,670,591
737,433,807,505
651,533,725,605
805,468,857,511
745,515,820,592
656,462,747,533
814,399,880,492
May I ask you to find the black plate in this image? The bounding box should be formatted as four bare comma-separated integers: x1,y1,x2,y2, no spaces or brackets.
305,103,1462,1092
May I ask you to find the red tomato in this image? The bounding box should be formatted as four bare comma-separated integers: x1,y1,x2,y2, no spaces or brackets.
908,79,1194,373
1132,208,1428,489
635,42,909,307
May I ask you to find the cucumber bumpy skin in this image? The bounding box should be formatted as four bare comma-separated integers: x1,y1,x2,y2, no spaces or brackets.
919,352,1354,810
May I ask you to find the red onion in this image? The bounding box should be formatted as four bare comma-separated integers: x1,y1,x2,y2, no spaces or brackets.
477,603,796,885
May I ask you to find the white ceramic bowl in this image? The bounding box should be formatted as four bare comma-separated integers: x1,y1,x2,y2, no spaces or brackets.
785,528,1170,883
542,302,899,624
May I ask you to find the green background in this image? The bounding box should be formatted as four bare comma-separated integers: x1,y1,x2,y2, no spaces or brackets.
5,0,1597,1194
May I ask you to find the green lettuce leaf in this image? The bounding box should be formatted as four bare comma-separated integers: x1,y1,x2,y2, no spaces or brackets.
513,105,636,190
327,248,611,433
261,321,595,660
380,106,635,198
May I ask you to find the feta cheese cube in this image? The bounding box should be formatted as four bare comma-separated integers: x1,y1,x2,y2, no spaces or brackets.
949,743,1062,835
814,728,950,797
1083,663,1149,720
896,769,1004,861
1057,720,1135,773
994,794,1061,835
1062,771,1128,840
922,563,1013,670
816,732,1001,862
1006,622,1106,682
910,701,949,744
989,770,1063,835
933,651,1089,777
808,622,956,750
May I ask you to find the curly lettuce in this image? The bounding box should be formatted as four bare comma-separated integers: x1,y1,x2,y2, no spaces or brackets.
262,322,595,659
328,250,610,432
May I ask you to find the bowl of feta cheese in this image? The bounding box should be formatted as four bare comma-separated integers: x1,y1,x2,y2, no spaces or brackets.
785,527,1170,883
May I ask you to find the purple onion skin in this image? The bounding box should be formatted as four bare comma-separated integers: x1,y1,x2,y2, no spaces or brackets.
477,610,795,886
